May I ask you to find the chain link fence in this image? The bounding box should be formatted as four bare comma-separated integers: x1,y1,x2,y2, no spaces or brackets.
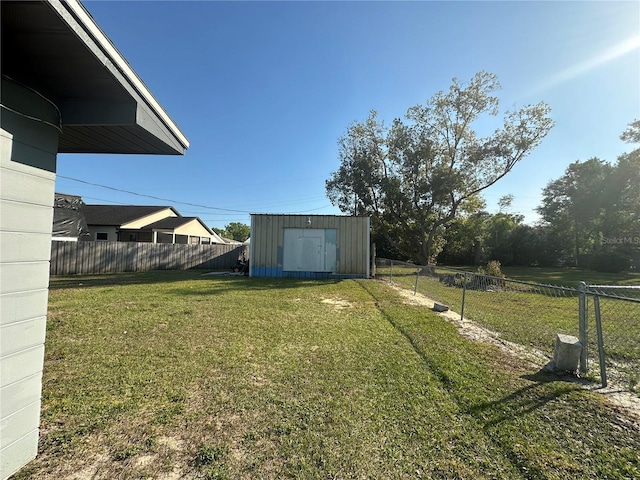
584,286,640,391
374,258,640,393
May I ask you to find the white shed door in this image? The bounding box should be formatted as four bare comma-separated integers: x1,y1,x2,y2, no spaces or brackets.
283,228,336,272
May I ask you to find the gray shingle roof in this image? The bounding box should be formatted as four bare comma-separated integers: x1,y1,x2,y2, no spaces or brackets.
144,217,215,236
143,217,195,229
82,205,179,226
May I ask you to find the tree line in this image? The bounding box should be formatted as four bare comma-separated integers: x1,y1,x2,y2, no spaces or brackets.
326,72,639,272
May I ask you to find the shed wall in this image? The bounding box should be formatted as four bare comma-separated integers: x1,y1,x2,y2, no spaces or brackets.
0,81,59,479
250,215,370,278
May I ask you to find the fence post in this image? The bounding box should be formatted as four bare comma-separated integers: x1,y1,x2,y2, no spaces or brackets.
371,243,376,278
593,295,607,387
414,267,419,295
460,272,468,321
578,281,588,373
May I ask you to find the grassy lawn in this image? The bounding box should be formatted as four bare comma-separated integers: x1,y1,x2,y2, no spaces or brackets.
501,266,640,288
377,263,640,388
17,271,640,479
434,265,640,287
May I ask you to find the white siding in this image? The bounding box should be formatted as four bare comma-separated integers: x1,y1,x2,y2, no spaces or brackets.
1,79,59,479
89,226,118,242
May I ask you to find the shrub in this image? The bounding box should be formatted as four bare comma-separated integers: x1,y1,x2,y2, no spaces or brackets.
590,253,631,273
478,260,505,278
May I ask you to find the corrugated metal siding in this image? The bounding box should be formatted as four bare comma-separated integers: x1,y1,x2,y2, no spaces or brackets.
250,215,370,278
1,81,59,479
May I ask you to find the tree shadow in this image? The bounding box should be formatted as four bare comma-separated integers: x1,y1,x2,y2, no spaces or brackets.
465,369,578,429
50,270,345,293
171,276,344,296
49,270,204,289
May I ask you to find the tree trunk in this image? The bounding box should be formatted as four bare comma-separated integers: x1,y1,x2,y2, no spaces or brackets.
474,239,482,266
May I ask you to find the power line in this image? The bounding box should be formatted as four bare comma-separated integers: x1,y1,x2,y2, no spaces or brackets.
58,176,334,214
57,175,251,214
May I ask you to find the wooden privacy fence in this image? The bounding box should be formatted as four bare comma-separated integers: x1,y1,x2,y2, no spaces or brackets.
50,241,248,275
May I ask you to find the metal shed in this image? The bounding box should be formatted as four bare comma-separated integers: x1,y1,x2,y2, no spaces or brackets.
249,214,370,279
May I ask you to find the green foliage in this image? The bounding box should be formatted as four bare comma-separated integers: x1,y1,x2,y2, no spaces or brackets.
620,118,640,144
195,444,228,467
327,71,553,265
537,157,613,267
439,209,540,267
113,444,143,461
195,444,230,480
589,252,631,274
484,260,505,278
439,119,639,270
213,222,250,242
535,120,640,271
223,222,250,242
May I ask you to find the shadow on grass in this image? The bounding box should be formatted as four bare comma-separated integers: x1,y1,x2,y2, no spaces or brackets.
466,370,577,428
171,277,344,296
49,270,212,290
51,270,345,293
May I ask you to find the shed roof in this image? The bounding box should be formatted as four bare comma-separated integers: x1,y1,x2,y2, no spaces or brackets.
82,205,179,226
1,0,188,155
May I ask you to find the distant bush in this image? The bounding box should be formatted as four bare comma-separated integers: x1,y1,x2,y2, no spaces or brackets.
477,260,505,278
590,253,631,273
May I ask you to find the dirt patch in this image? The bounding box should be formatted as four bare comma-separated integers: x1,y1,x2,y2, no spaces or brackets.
321,298,353,310
388,283,640,424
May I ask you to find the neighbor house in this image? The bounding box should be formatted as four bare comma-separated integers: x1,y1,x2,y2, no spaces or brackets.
81,204,224,244
1,1,188,478
249,214,370,278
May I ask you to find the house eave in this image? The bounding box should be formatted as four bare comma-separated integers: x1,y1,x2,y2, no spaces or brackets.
1,0,189,155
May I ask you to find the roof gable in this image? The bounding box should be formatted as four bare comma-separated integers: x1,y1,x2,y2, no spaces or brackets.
83,205,179,226
144,217,198,230
142,217,217,239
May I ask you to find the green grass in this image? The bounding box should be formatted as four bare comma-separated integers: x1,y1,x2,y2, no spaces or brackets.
377,263,640,384
15,271,640,478
500,266,640,287
431,264,640,287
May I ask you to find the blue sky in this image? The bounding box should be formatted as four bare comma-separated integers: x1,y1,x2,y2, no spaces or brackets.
56,0,640,230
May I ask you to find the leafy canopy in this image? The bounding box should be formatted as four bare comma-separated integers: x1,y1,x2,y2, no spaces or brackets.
326,71,553,264
213,222,250,242
536,119,640,269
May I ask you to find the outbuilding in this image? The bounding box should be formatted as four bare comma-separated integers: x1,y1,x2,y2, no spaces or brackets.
249,214,370,279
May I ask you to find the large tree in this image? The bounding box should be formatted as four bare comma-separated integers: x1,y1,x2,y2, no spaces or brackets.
224,222,251,242
536,119,640,271
537,158,613,266
326,72,553,264
213,222,251,242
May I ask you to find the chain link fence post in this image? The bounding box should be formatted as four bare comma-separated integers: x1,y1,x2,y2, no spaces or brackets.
414,267,419,296
593,295,607,387
578,281,588,373
460,272,468,321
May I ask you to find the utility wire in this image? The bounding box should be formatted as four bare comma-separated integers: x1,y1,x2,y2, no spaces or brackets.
58,176,333,215
57,175,251,213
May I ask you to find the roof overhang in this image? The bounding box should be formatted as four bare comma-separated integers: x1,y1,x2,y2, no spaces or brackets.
1,0,189,155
